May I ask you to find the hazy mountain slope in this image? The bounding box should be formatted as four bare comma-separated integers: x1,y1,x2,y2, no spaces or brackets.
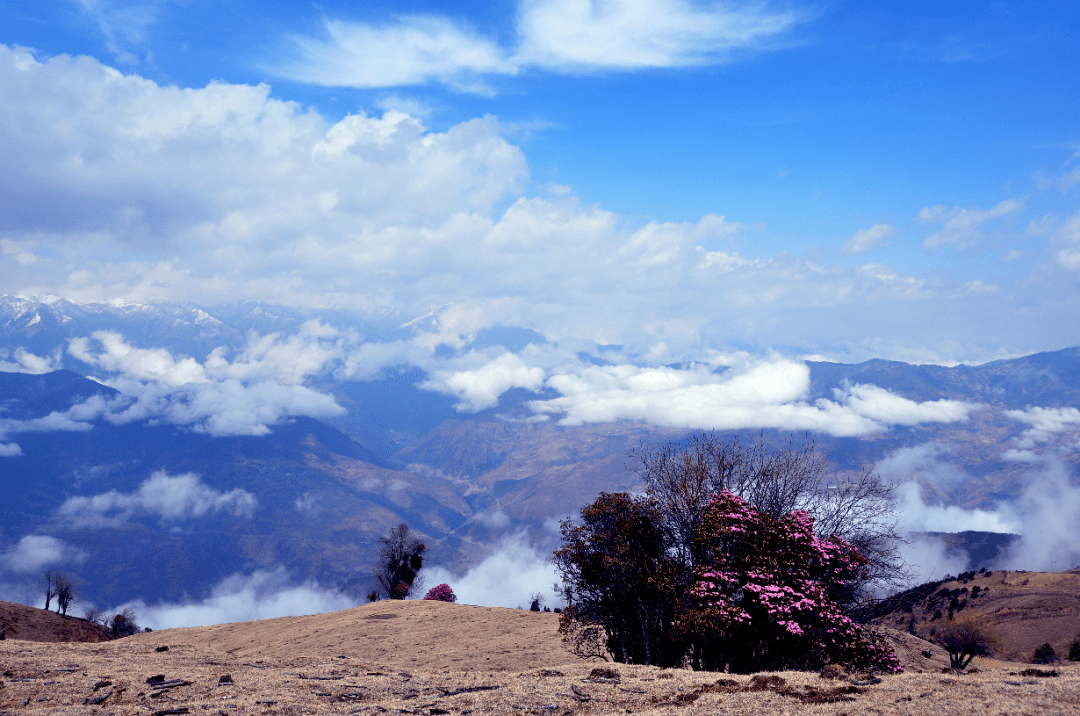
0,375,484,606
807,348,1080,408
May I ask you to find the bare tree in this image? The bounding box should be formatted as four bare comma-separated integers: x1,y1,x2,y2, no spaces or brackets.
375,523,426,599
84,606,105,626
937,616,998,669
632,432,906,600
43,570,57,611
55,574,78,617
108,609,141,638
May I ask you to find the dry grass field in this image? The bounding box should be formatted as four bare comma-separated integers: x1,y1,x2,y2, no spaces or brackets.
2,599,1080,716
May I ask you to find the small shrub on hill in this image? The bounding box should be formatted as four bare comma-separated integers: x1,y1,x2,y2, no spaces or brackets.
375,523,426,600
935,616,998,670
1069,639,1080,661
108,609,140,638
1034,642,1057,664
423,584,457,602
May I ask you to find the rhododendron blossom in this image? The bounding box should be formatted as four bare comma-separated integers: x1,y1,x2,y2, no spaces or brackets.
685,491,903,673
423,583,457,603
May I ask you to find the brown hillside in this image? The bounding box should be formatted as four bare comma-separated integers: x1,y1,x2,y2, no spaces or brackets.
2,600,1078,716
873,569,1080,662
0,601,111,643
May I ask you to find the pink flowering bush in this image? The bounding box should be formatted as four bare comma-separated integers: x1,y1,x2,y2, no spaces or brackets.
686,490,903,674
423,583,457,603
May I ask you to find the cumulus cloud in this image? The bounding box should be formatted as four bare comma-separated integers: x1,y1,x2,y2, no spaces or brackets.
423,352,546,412
64,330,346,436
55,470,257,528
423,533,560,608
838,224,893,255
0,45,1069,365
521,357,977,437
1,535,85,573
111,567,355,629
0,347,61,374
920,198,1024,251
1001,406,1080,460
277,1,805,91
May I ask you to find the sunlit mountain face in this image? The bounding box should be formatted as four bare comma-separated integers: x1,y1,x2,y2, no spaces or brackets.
1,2,1079,626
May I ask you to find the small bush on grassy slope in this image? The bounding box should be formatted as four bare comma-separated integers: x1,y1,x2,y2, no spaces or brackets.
935,616,998,670
423,584,457,602
1034,642,1057,664
1069,639,1080,661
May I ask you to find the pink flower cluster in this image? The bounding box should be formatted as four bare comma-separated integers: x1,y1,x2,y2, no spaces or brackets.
690,491,902,673
423,583,457,603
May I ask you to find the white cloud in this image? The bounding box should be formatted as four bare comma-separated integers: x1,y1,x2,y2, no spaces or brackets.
0,406,98,457
1004,406,1080,451
0,347,61,374
276,1,805,91
282,16,515,91
113,567,355,629
894,481,1017,534
69,331,207,386
524,357,977,437
55,470,257,528
514,0,804,71
423,533,560,608
998,460,1080,572
881,444,1080,574
0,45,1070,366
1060,165,1080,193
897,534,969,586
831,383,974,427
423,352,547,412
875,443,965,486
839,223,893,255
1052,210,1080,271
1,535,85,573
473,509,512,529
920,198,1024,250
65,330,346,436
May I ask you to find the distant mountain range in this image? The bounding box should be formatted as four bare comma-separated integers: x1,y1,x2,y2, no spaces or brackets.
1,295,1078,614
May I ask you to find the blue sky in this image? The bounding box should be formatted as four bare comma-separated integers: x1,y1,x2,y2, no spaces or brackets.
2,1,1080,364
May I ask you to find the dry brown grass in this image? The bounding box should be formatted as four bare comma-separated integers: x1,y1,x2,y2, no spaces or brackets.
3,599,1080,715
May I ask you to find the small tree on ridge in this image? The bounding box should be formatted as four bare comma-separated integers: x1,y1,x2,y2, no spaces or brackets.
375,523,426,599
